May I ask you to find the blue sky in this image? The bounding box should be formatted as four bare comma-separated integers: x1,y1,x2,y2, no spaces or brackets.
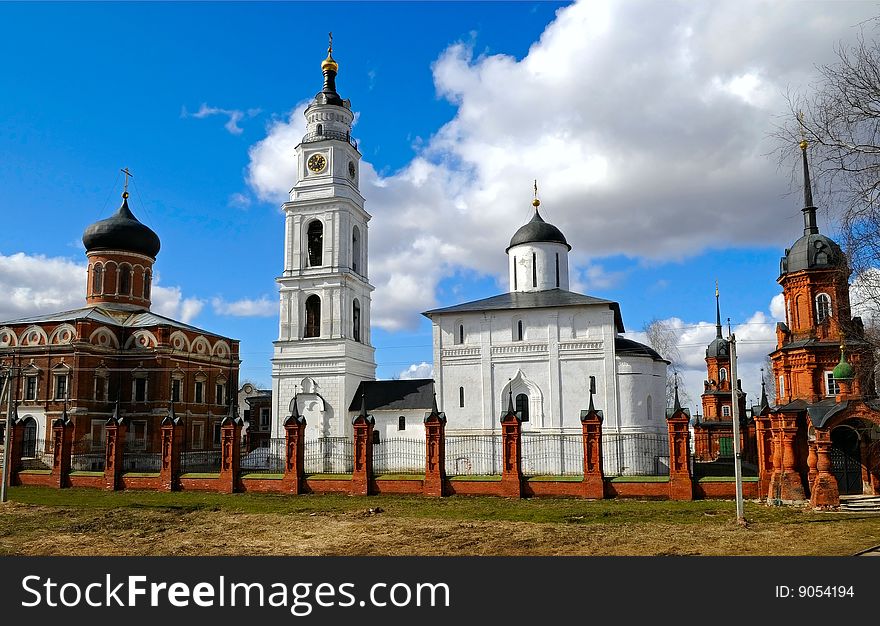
1,1,876,408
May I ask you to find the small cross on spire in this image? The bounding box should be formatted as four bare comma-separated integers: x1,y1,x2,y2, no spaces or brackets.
328,31,333,55
532,179,541,208
121,167,133,196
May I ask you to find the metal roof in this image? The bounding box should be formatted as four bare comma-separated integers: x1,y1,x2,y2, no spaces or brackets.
348,379,434,412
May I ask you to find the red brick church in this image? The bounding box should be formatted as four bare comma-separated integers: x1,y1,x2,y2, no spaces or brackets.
0,179,240,464
756,139,880,506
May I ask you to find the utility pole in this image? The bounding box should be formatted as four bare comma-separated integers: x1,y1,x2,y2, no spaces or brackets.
729,332,746,524
1,364,16,503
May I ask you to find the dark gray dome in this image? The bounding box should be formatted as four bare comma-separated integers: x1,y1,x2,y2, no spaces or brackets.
706,336,729,358
506,210,571,252
615,336,667,362
82,194,160,258
780,233,844,276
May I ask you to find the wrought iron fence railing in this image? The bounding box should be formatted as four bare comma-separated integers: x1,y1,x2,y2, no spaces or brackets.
121,439,161,473
240,438,286,474
445,434,503,476
180,449,222,474
372,437,424,475
20,437,51,471
602,432,670,477
71,438,105,472
521,432,584,476
303,437,353,474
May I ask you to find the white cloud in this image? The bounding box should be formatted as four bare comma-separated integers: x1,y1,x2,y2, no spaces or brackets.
397,362,434,380
211,296,276,317
0,252,203,325
183,103,261,135
245,0,877,330
228,192,251,209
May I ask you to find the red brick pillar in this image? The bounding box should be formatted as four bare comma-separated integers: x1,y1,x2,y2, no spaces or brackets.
778,413,805,501
103,418,127,491
159,415,182,491
500,406,523,498
423,400,446,497
219,416,242,494
580,408,604,499
351,412,374,496
753,413,773,500
767,413,784,501
51,415,74,488
810,428,839,508
6,417,25,484
282,411,306,494
806,440,818,494
666,409,693,501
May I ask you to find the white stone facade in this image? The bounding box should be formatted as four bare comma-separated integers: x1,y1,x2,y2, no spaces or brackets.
271,75,376,439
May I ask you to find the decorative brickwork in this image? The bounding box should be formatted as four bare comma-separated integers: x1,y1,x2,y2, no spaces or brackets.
351,412,374,496
219,417,242,494
423,399,446,497
282,408,306,494
51,415,74,488
580,406,604,499
500,404,523,498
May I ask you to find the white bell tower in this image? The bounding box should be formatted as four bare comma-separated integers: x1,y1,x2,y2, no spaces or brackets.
271,36,376,438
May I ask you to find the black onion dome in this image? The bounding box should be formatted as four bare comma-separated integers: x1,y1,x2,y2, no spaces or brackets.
82,193,160,258
780,233,845,276
706,336,729,358
506,210,571,252
615,337,668,362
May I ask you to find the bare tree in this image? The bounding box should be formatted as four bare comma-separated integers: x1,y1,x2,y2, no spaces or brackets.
762,355,776,406
643,318,691,409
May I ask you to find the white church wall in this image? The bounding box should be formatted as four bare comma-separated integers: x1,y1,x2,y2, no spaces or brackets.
559,357,609,430
615,355,667,434
508,242,570,292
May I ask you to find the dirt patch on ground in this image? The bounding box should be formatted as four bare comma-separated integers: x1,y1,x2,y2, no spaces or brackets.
2,501,878,556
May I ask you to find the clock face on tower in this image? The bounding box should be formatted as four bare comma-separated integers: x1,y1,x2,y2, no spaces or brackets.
307,153,327,173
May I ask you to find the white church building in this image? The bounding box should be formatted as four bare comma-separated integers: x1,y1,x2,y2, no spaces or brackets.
272,42,668,443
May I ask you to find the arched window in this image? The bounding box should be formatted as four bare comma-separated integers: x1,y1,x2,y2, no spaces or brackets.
316,123,323,136
352,226,361,274
719,368,727,382
307,220,323,267
21,417,37,458
458,324,465,345
532,252,537,288
353,299,361,342
305,295,321,338
816,293,831,323
92,264,103,295
516,393,529,422
459,387,465,408
143,270,151,300
778,375,785,398
398,416,406,431
104,263,117,294
647,395,653,421
119,265,131,295
515,319,524,342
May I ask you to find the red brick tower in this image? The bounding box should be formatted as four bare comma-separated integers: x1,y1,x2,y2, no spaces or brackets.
701,284,734,421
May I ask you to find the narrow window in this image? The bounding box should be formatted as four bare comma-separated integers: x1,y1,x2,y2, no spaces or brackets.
305,294,322,338
516,320,524,341
143,271,151,300
513,257,517,290
555,253,560,288
816,293,831,323
195,381,204,404
647,395,653,421
532,252,537,288
172,379,181,403
119,265,131,295
213,422,222,446
316,123,323,136
54,374,68,400
22,418,37,457
372,430,380,444
398,416,406,431
92,264,103,295
352,226,361,274
825,371,840,396
516,393,529,422
353,299,361,342
459,386,465,408
260,407,270,427
25,376,37,401
778,375,785,398
458,324,464,345
216,383,225,405
307,220,323,267
192,423,204,450
719,368,727,382
722,405,731,417
134,378,147,402
94,376,106,402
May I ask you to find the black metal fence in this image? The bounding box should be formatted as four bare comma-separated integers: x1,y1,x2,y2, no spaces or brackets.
521,433,583,476
71,438,105,472
121,440,161,473
372,437,424,475
20,437,50,471
603,432,670,477
445,434,503,476
303,437,352,474
240,438,286,474
180,449,222,474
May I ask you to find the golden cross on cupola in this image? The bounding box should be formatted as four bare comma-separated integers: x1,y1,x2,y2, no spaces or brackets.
797,110,808,151
328,31,333,55
121,167,134,196
533,179,541,208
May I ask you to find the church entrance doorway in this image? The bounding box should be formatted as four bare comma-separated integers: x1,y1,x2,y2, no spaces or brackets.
830,426,862,496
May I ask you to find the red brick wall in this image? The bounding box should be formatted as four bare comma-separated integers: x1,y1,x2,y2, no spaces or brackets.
120,475,164,490
178,477,221,491
523,481,583,498
604,481,670,499
694,480,759,499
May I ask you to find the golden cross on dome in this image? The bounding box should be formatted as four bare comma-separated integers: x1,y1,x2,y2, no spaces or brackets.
121,167,134,194
532,179,541,208
328,31,333,55
797,111,808,151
